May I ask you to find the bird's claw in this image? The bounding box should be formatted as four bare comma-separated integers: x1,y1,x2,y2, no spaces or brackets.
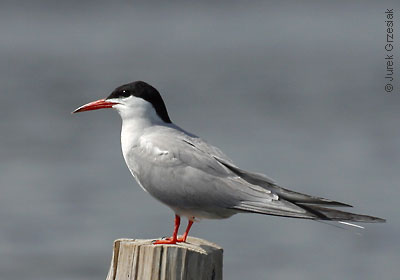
153,237,177,245
152,235,187,245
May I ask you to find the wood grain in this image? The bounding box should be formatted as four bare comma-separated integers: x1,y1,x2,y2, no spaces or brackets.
106,237,223,280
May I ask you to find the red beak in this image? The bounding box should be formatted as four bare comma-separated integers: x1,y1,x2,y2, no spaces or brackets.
72,99,117,113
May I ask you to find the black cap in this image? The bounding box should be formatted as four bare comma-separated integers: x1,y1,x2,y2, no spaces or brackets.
107,81,172,123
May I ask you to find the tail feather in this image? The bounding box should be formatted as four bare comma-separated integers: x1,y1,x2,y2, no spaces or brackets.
301,204,386,223
233,203,385,223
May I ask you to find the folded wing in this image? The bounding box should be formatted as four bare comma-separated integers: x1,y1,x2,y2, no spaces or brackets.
215,157,385,223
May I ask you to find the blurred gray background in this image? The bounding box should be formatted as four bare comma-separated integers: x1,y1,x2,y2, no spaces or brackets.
1,1,398,279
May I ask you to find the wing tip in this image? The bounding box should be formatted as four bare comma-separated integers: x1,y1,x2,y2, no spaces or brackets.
297,199,353,208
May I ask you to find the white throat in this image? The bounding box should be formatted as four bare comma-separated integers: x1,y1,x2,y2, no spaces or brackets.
113,98,169,158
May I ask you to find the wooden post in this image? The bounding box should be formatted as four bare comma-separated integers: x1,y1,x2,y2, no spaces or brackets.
106,237,223,280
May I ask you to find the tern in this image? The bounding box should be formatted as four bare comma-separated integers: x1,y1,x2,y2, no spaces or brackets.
73,81,385,244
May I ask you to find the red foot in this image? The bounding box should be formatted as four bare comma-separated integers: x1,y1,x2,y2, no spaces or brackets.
153,238,178,245
152,215,194,245
153,235,187,244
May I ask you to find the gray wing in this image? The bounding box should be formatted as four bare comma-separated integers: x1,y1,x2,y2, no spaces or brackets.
214,157,385,223
129,126,385,222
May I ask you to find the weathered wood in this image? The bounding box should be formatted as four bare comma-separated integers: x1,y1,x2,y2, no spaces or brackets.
106,237,223,280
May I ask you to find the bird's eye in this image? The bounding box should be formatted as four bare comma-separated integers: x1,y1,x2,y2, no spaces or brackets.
118,89,130,98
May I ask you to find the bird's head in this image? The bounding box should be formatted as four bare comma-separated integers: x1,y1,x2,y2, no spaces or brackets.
73,81,171,123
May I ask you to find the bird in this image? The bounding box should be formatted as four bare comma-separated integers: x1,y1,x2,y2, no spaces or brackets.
73,81,385,244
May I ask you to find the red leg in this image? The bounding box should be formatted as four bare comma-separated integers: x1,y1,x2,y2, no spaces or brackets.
177,219,194,242
153,215,180,244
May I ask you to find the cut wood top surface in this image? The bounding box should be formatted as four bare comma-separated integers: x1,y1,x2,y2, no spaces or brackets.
115,237,223,254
